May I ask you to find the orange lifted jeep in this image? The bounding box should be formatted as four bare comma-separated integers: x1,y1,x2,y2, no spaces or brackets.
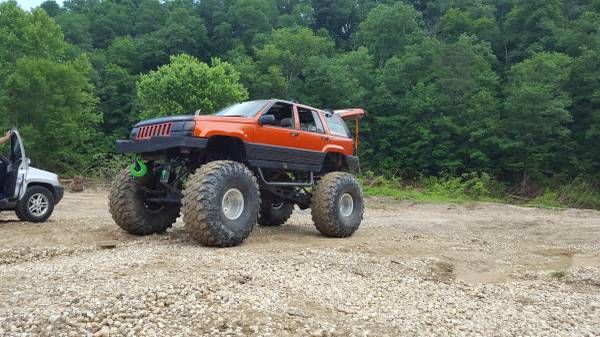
109,99,366,247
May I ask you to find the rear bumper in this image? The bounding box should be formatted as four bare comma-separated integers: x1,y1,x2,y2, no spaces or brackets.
116,136,208,154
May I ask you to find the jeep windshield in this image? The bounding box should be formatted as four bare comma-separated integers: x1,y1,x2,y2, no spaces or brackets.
214,100,268,117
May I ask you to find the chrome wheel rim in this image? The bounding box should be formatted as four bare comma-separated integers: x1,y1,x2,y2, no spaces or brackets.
222,188,244,220
339,193,354,217
272,201,284,210
28,193,49,217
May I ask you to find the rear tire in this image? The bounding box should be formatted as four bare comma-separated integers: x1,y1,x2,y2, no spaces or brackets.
16,186,55,223
182,160,260,247
108,169,179,235
311,172,364,237
258,200,294,226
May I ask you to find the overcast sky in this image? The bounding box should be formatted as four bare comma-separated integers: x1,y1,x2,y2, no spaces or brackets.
9,0,63,10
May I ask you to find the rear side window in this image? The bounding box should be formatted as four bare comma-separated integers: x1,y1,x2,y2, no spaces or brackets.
325,114,350,138
297,107,325,133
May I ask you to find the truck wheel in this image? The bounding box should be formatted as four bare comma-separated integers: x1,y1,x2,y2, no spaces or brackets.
311,172,364,238
258,200,294,226
182,160,259,247
108,169,179,235
16,186,55,223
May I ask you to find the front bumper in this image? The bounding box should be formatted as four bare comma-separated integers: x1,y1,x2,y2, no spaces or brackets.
116,136,208,154
54,186,64,204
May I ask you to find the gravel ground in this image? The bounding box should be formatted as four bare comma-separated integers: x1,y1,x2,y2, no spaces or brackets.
0,191,599,337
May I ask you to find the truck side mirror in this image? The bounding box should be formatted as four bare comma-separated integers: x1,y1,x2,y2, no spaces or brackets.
258,114,276,125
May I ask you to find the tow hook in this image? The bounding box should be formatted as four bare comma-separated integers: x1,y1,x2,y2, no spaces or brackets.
130,157,148,177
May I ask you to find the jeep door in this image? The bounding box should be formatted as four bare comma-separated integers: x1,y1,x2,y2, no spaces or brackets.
252,101,299,148
295,106,329,152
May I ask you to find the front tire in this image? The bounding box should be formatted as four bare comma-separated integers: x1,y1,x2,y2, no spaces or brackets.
311,172,364,237
16,186,55,222
182,161,260,247
108,169,180,235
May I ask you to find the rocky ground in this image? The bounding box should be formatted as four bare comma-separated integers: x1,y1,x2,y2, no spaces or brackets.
0,191,599,337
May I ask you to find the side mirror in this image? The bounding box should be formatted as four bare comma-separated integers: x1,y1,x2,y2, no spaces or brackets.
26,158,31,165
258,114,276,125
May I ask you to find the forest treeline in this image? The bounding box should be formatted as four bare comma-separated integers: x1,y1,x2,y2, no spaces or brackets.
0,0,598,195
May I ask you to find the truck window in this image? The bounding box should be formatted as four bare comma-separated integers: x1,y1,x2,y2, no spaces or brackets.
261,102,294,128
297,107,324,133
325,114,350,138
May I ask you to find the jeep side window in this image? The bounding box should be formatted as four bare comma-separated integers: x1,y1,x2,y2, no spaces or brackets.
262,102,294,128
325,114,350,138
297,107,324,134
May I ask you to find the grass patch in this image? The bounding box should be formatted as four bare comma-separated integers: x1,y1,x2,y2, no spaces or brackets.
361,172,503,204
361,173,600,210
550,270,567,279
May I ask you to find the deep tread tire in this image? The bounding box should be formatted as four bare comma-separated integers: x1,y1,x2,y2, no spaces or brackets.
258,200,294,226
108,169,179,235
182,160,260,247
16,186,55,222
311,172,364,237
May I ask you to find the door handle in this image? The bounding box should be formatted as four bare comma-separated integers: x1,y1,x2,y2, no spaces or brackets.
321,136,330,141
290,131,299,137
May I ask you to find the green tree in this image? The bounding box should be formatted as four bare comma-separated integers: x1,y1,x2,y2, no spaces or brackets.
97,64,138,136
568,49,600,177
39,0,62,17
357,2,425,65
55,13,92,50
136,54,248,119
300,47,374,107
0,2,66,76
229,0,277,46
255,27,334,96
367,36,501,175
2,56,100,173
503,0,566,63
502,52,573,188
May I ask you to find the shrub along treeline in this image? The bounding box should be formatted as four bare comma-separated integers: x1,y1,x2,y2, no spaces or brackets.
0,0,598,206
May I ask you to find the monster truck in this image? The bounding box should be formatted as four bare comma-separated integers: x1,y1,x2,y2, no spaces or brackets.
109,99,365,247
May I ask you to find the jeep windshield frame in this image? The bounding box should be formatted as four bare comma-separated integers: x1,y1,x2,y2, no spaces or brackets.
214,100,269,117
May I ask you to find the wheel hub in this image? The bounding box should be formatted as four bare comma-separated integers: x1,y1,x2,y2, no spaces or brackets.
339,193,354,217
222,188,244,220
28,193,49,216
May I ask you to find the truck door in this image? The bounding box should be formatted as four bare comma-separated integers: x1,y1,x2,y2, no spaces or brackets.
5,129,28,199
252,101,299,149
296,106,328,152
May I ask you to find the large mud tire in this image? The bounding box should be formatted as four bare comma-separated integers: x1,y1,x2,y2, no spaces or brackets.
182,161,260,247
108,169,179,235
258,199,294,226
311,172,364,237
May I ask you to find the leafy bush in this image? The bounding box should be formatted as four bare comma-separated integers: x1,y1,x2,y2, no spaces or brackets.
362,171,504,203
84,154,131,181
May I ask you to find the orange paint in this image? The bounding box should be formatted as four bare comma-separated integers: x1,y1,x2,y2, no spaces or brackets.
189,101,364,157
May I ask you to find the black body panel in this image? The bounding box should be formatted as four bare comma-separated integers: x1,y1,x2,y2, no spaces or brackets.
116,136,208,154
115,136,358,173
346,155,360,173
245,142,325,172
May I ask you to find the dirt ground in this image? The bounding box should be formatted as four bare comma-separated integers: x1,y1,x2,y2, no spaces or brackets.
0,190,599,336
